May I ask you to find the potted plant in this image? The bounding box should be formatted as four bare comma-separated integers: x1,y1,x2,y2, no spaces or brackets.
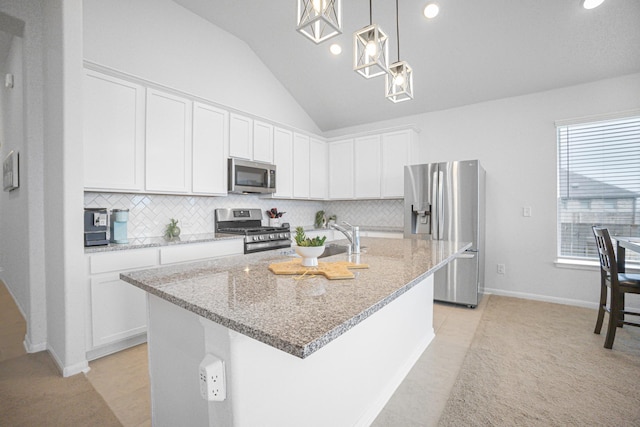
164,218,181,240
294,226,326,267
266,208,285,227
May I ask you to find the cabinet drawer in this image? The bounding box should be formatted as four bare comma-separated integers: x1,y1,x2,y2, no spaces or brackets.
160,239,244,265
90,248,159,275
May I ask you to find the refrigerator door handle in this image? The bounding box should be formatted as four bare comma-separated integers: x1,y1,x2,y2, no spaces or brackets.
455,252,476,259
438,170,444,239
432,171,439,238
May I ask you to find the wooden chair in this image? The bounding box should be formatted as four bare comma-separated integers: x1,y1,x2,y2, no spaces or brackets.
592,226,640,349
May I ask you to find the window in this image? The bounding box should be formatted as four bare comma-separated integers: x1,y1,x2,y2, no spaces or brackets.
557,115,640,263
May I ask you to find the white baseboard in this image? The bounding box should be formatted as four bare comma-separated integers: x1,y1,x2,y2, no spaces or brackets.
23,335,47,353
48,346,90,377
484,287,598,310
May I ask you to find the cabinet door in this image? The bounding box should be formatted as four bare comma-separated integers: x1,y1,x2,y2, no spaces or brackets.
381,130,413,197
192,102,228,194
83,70,144,191
354,135,381,198
293,133,310,199
90,273,147,347
329,139,354,199
273,127,293,198
309,138,328,199
145,89,192,193
253,120,274,163
229,113,253,160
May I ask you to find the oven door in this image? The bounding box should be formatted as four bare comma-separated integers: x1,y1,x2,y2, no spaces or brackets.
228,158,276,193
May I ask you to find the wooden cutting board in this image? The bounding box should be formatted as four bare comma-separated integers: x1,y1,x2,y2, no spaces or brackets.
269,259,369,280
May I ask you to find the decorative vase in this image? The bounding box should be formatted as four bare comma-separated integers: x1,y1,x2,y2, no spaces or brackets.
294,245,326,267
269,218,281,227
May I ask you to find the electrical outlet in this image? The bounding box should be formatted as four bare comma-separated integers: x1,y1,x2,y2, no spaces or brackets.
497,264,506,275
523,207,532,217
199,354,226,401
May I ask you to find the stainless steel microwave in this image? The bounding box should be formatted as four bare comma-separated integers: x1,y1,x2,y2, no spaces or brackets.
228,158,276,194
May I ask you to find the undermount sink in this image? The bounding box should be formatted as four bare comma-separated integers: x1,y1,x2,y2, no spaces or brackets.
318,244,366,258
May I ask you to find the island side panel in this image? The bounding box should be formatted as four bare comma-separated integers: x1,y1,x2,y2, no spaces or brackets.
202,274,435,427
147,294,213,426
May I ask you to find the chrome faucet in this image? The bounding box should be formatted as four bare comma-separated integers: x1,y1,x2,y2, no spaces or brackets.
330,221,361,254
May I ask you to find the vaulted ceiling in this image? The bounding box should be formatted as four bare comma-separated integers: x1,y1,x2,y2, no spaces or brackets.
173,0,640,132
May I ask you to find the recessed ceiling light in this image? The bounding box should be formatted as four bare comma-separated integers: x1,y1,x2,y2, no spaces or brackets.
582,0,605,9
330,44,342,55
423,3,440,19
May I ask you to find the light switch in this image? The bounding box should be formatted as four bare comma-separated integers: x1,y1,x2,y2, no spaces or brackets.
523,207,532,217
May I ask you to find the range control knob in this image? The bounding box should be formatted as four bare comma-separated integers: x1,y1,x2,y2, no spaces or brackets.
269,234,276,239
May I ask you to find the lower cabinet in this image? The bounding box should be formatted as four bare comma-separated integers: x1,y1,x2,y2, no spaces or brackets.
90,273,148,348
86,239,244,360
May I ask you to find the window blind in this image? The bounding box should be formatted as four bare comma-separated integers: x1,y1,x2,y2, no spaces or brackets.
557,116,640,261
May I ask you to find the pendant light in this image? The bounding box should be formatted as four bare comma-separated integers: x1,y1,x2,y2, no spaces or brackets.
385,0,414,102
297,0,342,44
353,0,389,79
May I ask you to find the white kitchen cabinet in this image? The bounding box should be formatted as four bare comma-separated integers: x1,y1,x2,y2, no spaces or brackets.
160,239,243,264
145,89,192,193
293,133,311,199
273,127,294,198
381,129,416,198
253,120,274,164
86,248,159,360
354,135,381,199
329,139,354,199
309,138,328,199
192,102,228,195
83,70,145,192
229,113,253,160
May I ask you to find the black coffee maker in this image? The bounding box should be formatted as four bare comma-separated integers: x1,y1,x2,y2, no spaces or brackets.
84,208,109,247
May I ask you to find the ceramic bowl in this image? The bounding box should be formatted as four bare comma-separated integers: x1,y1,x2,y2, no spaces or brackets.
295,245,325,267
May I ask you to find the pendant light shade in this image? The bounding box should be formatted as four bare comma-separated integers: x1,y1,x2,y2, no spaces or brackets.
385,0,414,102
297,0,342,44
353,24,389,79
385,61,414,103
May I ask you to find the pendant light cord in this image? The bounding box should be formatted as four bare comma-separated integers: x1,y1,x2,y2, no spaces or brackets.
396,0,400,62
369,0,373,25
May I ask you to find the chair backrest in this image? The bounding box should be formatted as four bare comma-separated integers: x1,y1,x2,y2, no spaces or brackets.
592,226,619,280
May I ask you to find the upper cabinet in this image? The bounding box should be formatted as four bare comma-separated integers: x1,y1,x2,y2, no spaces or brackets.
145,89,192,193
192,102,228,195
354,135,381,199
273,127,293,198
381,130,416,198
229,113,253,160
253,120,274,164
83,71,145,192
328,139,354,199
293,133,311,199
309,138,328,199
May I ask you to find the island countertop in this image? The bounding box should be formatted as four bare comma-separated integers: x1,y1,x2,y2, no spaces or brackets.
120,237,470,358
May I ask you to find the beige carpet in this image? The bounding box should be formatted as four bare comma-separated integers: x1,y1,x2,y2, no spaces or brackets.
0,351,122,426
439,295,640,426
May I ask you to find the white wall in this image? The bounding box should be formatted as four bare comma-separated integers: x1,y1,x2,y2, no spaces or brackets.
325,73,640,308
42,0,87,376
0,2,48,354
82,0,321,135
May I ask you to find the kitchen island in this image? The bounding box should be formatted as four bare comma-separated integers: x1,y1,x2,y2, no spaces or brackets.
121,237,470,426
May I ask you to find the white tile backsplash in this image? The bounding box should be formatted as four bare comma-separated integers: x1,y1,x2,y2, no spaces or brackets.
84,193,404,239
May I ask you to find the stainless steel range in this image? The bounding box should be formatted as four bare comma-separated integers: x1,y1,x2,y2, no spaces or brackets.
215,208,291,254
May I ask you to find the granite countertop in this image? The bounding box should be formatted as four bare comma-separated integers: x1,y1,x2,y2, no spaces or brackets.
121,237,470,359
84,232,243,254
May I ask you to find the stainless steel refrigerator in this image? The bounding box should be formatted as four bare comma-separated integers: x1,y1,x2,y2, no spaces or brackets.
404,160,486,307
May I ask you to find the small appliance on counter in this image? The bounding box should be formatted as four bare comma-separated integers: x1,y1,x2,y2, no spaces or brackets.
215,208,291,254
110,208,129,244
84,207,109,247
